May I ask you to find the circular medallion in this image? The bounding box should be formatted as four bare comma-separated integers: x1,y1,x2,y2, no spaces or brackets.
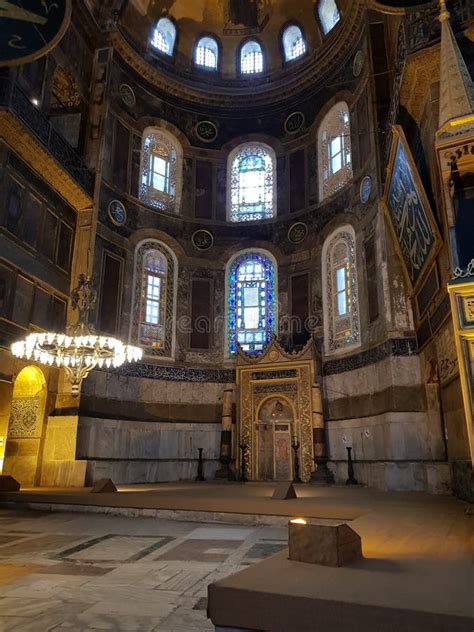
195,121,218,143
108,200,127,226
353,50,365,77
119,84,136,107
284,111,305,135
0,1,72,68
360,176,372,204
288,222,308,245
192,229,214,251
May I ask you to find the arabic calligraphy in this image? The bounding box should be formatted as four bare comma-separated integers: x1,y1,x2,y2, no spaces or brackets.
386,140,436,286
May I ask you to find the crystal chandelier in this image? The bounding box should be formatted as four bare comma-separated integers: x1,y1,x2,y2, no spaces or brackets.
11,274,142,397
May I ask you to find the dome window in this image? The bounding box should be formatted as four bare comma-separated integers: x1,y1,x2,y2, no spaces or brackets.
240,40,263,74
318,0,341,35
151,17,176,56
282,25,306,62
195,36,219,70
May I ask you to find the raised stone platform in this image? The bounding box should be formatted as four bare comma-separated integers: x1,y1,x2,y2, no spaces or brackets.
208,491,473,632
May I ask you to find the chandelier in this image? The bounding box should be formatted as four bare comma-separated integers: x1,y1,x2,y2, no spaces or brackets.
11,274,142,397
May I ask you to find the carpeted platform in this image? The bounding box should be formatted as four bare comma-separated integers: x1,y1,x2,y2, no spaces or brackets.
0,482,463,524
0,482,365,522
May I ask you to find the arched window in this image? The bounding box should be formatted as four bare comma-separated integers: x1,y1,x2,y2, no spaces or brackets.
318,102,352,200
240,40,263,74
139,128,182,213
151,17,176,55
318,0,341,35
228,143,276,222
322,226,360,354
130,240,176,357
227,251,277,356
282,25,306,61
195,36,219,69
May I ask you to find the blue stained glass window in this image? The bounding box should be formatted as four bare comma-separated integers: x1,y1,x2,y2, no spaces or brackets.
230,145,275,222
227,252,276,355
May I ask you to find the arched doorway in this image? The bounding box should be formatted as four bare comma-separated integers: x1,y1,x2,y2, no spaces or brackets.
3,366,47,487
255,397,294,481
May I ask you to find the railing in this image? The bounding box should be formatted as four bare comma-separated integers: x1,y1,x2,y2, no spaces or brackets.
0,77,94,197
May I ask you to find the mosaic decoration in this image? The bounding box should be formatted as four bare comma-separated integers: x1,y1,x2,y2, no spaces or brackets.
0,1,71,67
230,145,275,222
7,397,39,438
108,200,127,226
139,129,178,213
288,222,308,244
319,103,352,200
131,240,175,357
324,229,360,352
195,121,218,143
115,362,235,383
359,175,371,204
192,230,214,251
323,337,417,376
383,125,441,292
284,112,305,134
353,50,364,77
119,83,136,107
227,252,276,356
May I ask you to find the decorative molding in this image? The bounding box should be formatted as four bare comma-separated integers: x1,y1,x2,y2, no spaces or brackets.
288,222,308,244
108,199,127,226
192,230,214,251
284,112,305,135
112,364,235,383
323,338,418,375
194,120,218,143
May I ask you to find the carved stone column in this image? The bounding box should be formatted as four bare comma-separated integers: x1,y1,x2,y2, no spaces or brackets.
310,384,333,483
215,386,235,480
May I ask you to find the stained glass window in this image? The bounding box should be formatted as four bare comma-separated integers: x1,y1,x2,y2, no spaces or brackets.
229,144,275,222
322,227,360,353
139,128,182,213
318,0,341,35
131,240,176,357
195,36,218,69
240,41,263,74
227,252,276,355
151,17,176,56
282,25,306,61
318,102,352,200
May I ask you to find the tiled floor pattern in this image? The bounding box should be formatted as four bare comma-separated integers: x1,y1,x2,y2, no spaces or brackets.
0,508,287,631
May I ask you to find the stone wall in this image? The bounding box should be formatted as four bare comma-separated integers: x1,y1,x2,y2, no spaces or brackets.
77,369,227,484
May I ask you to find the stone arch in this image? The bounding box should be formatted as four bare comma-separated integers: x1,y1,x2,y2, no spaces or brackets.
3,366,47,486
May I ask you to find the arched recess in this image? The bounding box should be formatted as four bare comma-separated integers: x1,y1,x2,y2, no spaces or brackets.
138,126,183,214
129,238,178,359
321,224,360,355
255,395,295,481
3,366,47,486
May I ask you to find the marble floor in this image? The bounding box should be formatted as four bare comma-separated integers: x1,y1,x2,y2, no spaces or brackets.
0,508,287,631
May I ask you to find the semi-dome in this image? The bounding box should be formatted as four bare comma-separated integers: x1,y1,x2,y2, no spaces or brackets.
115,0,361,105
